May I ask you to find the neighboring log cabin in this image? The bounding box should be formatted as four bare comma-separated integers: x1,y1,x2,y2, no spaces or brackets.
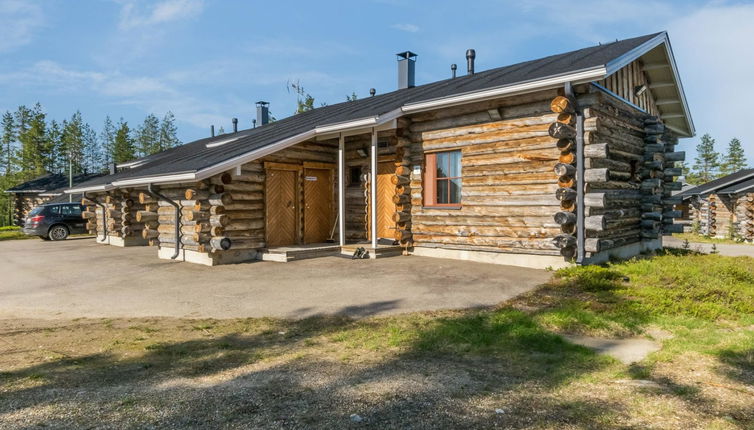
67,31,694,268
5,172,101,225
679,169,754,240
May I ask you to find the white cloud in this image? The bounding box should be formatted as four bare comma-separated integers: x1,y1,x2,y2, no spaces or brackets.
392,23,419,33
0,0,44,52
118,0,204,30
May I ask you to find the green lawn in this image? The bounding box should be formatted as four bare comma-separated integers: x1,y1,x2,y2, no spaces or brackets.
1,251,752,428
0,226,33,241
673,232,753,246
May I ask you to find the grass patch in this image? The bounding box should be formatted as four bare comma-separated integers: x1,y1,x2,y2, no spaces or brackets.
673,232,753,245
0,227,33,241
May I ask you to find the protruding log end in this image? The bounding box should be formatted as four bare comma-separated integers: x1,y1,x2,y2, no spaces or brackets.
550,95,575,114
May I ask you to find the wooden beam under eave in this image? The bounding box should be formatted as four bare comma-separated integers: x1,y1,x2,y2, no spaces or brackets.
661,113,685,119
642,63,670,71
655,98,681,106
649,82,674,89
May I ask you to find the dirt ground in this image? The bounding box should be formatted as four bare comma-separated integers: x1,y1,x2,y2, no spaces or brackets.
0,238,549,319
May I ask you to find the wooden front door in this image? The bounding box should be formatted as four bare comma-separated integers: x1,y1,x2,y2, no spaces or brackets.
303,167,333,244
368,161,398,241
266,168,298,247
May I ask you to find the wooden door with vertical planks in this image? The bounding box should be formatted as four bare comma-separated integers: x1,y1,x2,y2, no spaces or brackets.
266,168,298,247
367,161,397,241
303,167,333,244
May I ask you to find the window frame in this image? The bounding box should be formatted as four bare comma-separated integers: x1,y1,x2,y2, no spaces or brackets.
423,150,462,209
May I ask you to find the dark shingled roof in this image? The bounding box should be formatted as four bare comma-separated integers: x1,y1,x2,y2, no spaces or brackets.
718,176,754,195
679,169,754,199
6,173,103,193
71,32,662,190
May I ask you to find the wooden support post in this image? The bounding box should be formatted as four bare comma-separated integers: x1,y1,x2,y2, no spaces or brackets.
370,129,378,249
338,134,346,246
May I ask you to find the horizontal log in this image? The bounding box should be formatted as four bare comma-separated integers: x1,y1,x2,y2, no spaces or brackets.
550,96,575,114
555,187,576,202
664,151,685,162
662,224,684,234
553,163,576,177
585,215,606,231
548,122,576,139
584,143,609,158
552,233,576,249
584,238,614,253
553,211,576,225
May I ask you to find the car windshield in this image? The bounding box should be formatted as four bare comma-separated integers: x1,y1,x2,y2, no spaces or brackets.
29,207,45,216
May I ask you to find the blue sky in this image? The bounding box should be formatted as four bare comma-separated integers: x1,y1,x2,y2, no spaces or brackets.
1,0,753,164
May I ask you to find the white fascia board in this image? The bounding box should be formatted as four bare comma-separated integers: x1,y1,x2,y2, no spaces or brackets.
39,192,63,197
112,172,197,187
401,66,607,114
604,32,667,75
661,36,695,136
64,184,113,194
314,117,377,134
9,189,46,193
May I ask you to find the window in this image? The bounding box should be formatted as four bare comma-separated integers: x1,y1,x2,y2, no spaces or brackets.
424,150,462,207
349,166,362,187
61,205,82,217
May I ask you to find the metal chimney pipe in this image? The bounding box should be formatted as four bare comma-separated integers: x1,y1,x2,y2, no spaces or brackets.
256,101,270,126
210,125,215,137
396,51,417,89
252,119,257,129
232,118,238,133
451,64,457,78
466,49,476,75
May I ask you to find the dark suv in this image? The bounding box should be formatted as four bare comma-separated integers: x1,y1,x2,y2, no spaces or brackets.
23,203,87,240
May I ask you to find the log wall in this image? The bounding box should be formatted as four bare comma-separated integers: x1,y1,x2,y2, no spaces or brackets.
406,89,563,255
735,193,754,240
12,193,52,226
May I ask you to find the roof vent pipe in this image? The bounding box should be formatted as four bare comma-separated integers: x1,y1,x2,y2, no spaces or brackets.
396,51,417,89
466,49,476,75
210,125,215,137
252,119,257,128
369,88,376,97
256,101,269,126
109,162,117,175
451,63,457,79
232,118,238,133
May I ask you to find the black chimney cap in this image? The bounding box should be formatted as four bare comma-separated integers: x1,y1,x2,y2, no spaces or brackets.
396,51,417,60
256,101,269,107
369,88,376,97
466,49,476,59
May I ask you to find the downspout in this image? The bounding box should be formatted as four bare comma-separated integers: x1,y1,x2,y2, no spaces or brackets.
84,192,107,243
564,82,585,264
146,184,181,259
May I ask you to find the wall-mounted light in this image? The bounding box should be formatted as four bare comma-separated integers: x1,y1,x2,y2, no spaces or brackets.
634,84,647,97
356,148,368,157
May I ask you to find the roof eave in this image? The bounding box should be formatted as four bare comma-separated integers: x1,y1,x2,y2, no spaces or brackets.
605,31,694,137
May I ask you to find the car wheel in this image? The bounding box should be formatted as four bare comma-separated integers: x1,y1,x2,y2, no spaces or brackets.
48,225,69,241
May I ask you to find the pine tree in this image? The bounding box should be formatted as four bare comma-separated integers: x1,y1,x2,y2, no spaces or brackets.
82,122,103,173
100,116,116,166
62,111,85,174
112,119,136,164
17,104,49,178
289,81,315,114
135,113,160,157
158,111,180,151
720,138,747,175
690,133,719,184
1,112,15,177
47,120,64,173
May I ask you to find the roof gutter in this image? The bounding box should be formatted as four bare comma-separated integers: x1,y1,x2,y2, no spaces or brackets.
65,184,114,194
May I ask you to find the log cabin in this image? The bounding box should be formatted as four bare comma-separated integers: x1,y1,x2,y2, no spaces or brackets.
67,31,694,268
679,169,754,240
5,172,101,225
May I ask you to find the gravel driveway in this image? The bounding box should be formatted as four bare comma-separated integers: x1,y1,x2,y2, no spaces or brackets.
0,238,550,319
